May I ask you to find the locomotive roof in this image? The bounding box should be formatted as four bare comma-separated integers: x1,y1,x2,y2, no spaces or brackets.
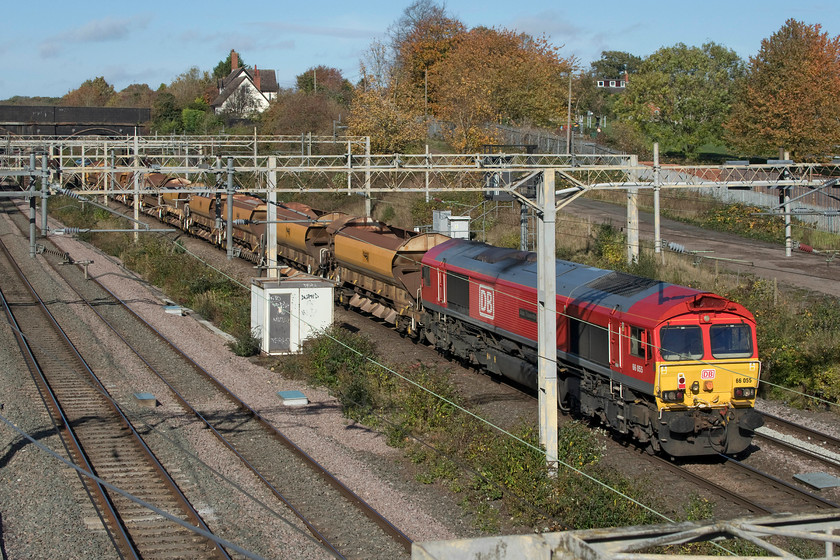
425,239,715,324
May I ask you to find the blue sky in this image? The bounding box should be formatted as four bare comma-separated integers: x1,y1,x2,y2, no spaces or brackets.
2,0,838,99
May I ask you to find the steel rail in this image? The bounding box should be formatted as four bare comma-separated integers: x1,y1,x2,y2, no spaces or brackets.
51,253,413,557
53,265,343,558
0,234,228,560
719,454,840,511
0,237,139,560
754,431,840,471
761,410,840,450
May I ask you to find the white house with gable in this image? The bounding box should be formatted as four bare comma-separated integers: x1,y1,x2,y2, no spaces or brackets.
212,50,279,116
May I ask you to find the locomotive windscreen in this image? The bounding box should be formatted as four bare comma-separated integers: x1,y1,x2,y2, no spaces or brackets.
660,326,704,361
710,324,753,358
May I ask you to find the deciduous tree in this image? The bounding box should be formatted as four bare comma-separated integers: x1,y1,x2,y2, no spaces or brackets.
107,83,156,108
576,51,642,124
395,7,465,104
167,67,214,109
260,90,345,136
60,76,115,107
151,90,181,133
726,19,840,159
429,27,573,151
347,71,426,153
296,66,354,106
614,42,744,157
590,51,641,80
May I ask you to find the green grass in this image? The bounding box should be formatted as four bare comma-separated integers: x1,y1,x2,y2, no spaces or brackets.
49,196,259,356
280,329,668,533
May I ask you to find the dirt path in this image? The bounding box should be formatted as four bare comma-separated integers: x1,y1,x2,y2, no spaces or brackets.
565,198,840,298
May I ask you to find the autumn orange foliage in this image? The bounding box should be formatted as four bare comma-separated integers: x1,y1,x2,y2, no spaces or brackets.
726,19,840,159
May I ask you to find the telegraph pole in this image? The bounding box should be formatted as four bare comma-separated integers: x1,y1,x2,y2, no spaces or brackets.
365,137,372,218
41,154,49,237
133,132,140,242
653,143,661,257
626,154,639,264
28,154,36,258
565,74,572,154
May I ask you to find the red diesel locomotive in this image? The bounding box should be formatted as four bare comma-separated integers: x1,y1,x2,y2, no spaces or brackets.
419,239,763,456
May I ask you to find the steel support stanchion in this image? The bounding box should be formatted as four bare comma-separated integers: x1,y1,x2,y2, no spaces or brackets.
537,169,558,473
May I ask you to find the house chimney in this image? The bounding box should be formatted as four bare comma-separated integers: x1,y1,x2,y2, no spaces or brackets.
255,65,261,91
231,49,239,71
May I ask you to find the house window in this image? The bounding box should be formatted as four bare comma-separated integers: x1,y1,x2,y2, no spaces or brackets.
609,80,617,87
597,80,605,87
620,80,626,87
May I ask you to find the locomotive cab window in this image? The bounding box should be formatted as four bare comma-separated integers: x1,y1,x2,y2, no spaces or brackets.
710,323,753,359
659,325,703,361
629,327,650,360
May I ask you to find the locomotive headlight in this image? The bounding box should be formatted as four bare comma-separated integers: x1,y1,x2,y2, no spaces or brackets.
661,390,685,403
691,381,699,394
733,387,756,399
704,380,714,392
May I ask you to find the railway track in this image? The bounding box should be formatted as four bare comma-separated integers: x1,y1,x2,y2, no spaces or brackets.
0,235,226,559
703,455,838,513
498,372,839,518
659,411,840,516
32,223,412,558
755,411,840,470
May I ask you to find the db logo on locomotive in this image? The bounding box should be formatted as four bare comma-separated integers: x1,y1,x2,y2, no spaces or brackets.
701,369,716,379
478,285,495,319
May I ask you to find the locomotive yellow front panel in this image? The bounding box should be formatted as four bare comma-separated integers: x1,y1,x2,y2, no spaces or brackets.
656,359,760,409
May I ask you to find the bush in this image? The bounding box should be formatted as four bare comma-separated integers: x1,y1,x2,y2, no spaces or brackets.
726,282,840,406
227,327,261,357
592,223,626,269
304,325,377,388
700,203,784,242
